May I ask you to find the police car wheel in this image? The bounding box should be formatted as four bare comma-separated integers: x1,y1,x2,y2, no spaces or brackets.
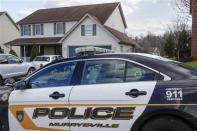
140,116,193,131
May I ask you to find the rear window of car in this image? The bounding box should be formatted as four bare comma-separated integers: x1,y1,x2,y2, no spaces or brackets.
34,57,50,62
169,61,197,75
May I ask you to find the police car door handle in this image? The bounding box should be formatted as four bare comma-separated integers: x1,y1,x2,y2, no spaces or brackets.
49,92,65,100
125,89,147,98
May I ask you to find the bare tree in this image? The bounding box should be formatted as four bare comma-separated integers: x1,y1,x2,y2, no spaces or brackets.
174,0,191,21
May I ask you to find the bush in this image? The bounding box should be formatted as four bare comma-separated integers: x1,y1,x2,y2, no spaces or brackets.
0,46,4,53
9,49,18,56
30,44,39,61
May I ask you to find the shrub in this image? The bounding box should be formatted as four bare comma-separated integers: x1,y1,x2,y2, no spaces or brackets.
9,49,18,56
30,44,39,61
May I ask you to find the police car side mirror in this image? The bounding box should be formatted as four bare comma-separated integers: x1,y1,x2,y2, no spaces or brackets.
14,81,27,90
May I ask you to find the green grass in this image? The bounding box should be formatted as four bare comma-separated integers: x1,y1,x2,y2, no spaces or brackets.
186,61,197,67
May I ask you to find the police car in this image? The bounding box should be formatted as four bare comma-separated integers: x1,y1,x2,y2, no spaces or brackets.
1,47,197,131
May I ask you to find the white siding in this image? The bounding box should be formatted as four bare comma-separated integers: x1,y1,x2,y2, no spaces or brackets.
120,44,134,52
21,21,77,38
62,17,121,58
104,6,125,33
0,14,20,55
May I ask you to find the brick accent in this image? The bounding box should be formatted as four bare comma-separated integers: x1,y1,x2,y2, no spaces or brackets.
192,0,197,59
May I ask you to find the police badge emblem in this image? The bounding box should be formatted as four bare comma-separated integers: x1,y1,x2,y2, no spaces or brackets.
16,111,24,122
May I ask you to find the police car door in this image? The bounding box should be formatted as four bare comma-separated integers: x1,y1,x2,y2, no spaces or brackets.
9,61,78,131
69,58,160,131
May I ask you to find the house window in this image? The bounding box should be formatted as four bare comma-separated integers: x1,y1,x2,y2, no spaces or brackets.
22,25,31,36
35,24,41,35
84,25,93,36
56,22,64,34
81,24,96,36
120,45,124,52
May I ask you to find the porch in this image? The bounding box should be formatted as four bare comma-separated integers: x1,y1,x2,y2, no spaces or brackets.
4,37,62,61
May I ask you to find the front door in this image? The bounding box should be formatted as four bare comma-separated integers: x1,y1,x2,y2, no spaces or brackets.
69,59,158,131
9,61,77,131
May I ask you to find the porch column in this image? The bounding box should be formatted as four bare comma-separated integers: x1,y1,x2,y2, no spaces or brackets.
23,45,26,61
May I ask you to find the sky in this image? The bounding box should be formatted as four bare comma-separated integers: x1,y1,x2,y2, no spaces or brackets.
0,0,181,36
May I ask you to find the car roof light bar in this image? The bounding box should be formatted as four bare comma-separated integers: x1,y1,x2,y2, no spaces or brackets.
75,46,114,56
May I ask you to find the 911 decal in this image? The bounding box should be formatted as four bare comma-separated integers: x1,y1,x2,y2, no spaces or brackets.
166,88,183,101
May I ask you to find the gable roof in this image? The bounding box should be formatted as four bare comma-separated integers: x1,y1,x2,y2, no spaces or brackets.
104,26,141,48
0,12,5,16
0,12,19,30
17,2,127,27
60,14,140,48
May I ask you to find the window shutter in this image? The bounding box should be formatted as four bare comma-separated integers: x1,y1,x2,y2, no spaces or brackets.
20,25,23,36
81,25,85,36
63,22,66,34
54,23,56,35
33,24,35,36
41,24,44,35
28,25,31,36
93,24,96,36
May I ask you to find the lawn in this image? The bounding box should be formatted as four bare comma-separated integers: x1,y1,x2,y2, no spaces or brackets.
186,61,197,67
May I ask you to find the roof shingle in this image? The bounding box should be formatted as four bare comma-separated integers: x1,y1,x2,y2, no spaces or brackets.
4,37,62,46
104,26,141,48
17,2,121,25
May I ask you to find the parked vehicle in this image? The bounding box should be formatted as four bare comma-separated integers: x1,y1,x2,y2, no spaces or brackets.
0,54,36,85
32,55,63,69
1,47,197,131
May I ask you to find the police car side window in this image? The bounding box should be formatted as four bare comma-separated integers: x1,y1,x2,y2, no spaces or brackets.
29,62,76,88
82,60,125,84
126,62,157,82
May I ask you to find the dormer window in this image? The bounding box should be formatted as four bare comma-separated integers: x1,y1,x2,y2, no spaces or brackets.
54,22,65,35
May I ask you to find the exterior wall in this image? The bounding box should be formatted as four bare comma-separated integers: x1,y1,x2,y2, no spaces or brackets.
192,0,197,59
120,44,134,53
20,21,77,38
104,6,125,33
0,13,20,56
62,17,121,58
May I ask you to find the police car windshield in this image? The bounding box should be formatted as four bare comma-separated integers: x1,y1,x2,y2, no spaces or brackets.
34,57,50,62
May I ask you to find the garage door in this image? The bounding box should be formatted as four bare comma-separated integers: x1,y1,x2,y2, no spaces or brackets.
68,46,111,57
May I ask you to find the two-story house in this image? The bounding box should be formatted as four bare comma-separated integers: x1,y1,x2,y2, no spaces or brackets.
5,2,140,58
0,12,20,55
191,0,197,59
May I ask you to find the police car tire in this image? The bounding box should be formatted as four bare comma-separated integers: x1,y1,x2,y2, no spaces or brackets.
140,116,193,131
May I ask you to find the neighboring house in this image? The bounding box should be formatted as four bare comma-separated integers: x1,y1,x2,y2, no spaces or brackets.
0,12,20,55
5,2,140,58
191,0,197,59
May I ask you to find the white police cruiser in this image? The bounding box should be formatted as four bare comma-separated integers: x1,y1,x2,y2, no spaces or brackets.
1,47,197,131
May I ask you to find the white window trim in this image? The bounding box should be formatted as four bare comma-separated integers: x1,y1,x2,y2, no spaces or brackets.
84,25,93,36
35,24,42,35
56,22,64,34
23,25,30,36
